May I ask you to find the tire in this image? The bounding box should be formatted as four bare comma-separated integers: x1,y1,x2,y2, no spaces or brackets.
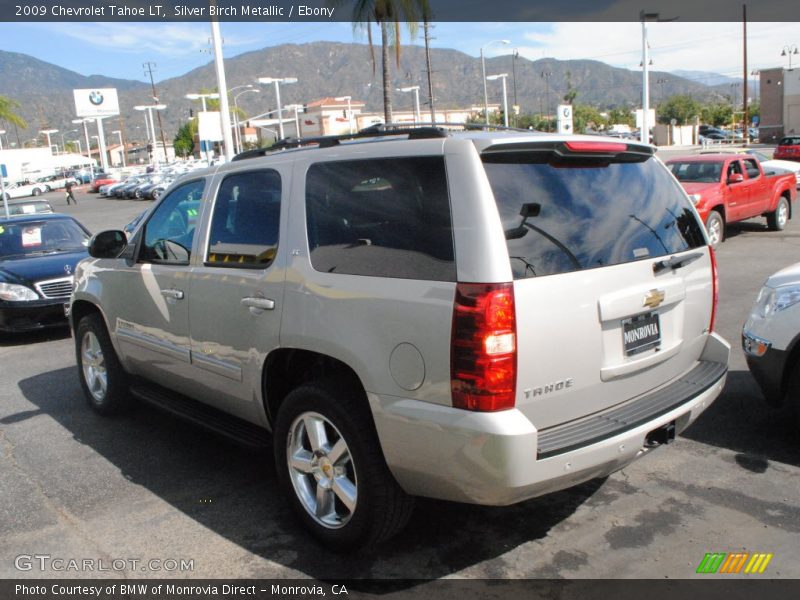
705,210,724,249
75,313,132,415
32,188,41,196
767,196,790,231
152,189,161,201
274,380,414,551
784,359,800,432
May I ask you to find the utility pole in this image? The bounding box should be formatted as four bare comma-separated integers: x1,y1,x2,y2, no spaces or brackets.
742,3,749,142
143,62,169,163
424,20,436,123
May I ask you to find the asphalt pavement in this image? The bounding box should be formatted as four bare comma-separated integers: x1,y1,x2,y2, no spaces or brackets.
0,184,798,581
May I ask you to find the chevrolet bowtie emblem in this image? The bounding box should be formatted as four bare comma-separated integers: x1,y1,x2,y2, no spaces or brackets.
643,289,666,309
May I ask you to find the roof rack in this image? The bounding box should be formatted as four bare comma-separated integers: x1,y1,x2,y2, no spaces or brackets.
230,122,537,161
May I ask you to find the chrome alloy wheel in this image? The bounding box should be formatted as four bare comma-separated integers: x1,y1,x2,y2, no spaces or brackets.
286,411,357,528
81,331,108,402
707,215,722,247
778,201,789,228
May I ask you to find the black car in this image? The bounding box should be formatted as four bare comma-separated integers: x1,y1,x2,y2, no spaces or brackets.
0,214,90,332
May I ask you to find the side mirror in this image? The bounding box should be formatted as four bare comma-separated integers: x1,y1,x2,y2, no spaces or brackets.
89,230,128,259
727,173,744,184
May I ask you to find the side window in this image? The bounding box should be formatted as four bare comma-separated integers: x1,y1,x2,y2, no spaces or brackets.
206,170,282,268
305,156,455,281
141,179,205,265
727,161,743,178
743,158,760,179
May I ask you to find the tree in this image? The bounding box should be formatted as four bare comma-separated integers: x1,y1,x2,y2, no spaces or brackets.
562,71,578,104
701,103,734,127
173,120,197,157
0,95,27,129
657,95,702,126
333,0,426,123
607,107,635,128
573,104,606,133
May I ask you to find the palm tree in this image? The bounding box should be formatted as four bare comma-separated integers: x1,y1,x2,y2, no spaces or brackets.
0,95,27,129
332,0,427,124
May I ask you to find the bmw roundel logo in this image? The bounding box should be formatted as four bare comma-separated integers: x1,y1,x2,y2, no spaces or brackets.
89,91,104,106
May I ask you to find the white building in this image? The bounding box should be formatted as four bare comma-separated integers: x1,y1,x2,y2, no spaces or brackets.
0,148,95,183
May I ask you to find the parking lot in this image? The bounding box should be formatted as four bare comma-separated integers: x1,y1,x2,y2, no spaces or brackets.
1,185,799,580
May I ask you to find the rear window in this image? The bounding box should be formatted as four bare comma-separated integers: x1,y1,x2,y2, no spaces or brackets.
668,161,722,183
305,157,455,281
482,153,706,279
779,137,800,146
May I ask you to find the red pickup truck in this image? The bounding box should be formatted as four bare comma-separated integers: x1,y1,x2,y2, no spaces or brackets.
666,154,797,248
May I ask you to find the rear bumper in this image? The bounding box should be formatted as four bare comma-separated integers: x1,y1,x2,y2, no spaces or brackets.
371,333,729,505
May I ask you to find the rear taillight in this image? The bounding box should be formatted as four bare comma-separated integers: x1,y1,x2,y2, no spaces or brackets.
451,282,517,411
709,245,719,333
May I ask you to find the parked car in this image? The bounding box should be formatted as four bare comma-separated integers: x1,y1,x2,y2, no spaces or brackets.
36,174,79,192
0,213,90,332
774,136,800,162
743,261,800,428
139,176,175,200
68,169,94,184
1,180,49,200
71,127,729,549
89,173,119,193
666,154,798,248
3,198,55,216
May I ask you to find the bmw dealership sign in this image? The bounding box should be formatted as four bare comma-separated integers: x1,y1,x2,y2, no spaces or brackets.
73,88,120,118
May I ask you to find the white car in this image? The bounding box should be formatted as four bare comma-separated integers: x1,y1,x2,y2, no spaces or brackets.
1,181,49,200
743,262,800,427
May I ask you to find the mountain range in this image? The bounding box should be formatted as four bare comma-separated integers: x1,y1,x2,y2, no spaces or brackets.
0,42,741,147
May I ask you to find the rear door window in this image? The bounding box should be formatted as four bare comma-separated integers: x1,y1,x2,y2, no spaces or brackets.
305,157,455,281
482,152,706,279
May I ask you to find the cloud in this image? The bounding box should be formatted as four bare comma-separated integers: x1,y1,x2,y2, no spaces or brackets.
43,22,258,57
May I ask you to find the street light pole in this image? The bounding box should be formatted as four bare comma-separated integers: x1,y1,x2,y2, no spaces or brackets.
186,92,220,163
487,74,509,127
0,129,4,151
481,40,510,125
541,71,552,131
40,129,58,155
335,96,354,133
398,86,421,123
233,88,259,153
256,77,298,140
781,44,798,69
112,130,125,167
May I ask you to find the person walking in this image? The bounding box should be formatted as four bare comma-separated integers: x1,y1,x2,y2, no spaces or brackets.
65,179,77,205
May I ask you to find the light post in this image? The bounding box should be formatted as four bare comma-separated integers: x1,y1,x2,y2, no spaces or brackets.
0,129,5,151
541,71,552,131
256,77,297,139
487,74,510,127
481,39,510,125
639,11,676,144
335,96,354,133
233,88,259,153
112,130,125,167
285,104,304,139
185,92,219,112
135,104,166,166
397,86,421,123
512,50,519,125
72,118,93,161
40,129,58,155
781,44,799,70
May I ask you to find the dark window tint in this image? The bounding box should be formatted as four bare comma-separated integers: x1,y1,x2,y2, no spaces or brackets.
668,161,722,183
207,170,282,268
141,179,205,264
743,158,760,179
305,157,455,281
482,153,706,279
779,137,800,146
0,218,89,258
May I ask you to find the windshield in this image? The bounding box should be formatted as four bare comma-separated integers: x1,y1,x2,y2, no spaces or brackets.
668,161,722,183
0,219,89,259
483,153,706,279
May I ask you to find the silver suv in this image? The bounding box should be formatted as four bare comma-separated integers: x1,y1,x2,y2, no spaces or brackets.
70,127,730,550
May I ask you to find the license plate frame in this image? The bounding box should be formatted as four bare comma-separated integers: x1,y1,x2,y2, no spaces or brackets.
622,312,661,356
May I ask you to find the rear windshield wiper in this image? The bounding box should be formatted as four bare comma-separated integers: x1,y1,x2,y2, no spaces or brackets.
652,251,704,274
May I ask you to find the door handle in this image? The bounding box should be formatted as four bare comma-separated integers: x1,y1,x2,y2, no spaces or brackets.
241,297,275,311
160,288,185,300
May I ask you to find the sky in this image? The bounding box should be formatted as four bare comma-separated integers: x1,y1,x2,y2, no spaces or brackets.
0,21,797,86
